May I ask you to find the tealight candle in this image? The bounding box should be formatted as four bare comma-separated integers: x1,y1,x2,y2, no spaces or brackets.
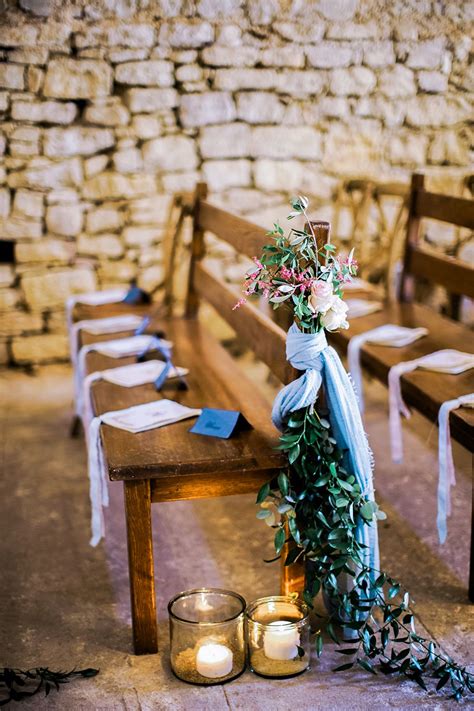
263,621,300,661
196,642,233,679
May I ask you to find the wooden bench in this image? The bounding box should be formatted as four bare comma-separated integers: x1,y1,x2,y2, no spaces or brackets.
81,184,301,654
328,173,474,599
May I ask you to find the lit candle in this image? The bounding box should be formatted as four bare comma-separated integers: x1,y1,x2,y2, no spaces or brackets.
263,621,300,661
196,643,233,678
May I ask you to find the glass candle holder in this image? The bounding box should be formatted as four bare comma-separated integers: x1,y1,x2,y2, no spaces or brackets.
168,588,246,685
245,596,310,678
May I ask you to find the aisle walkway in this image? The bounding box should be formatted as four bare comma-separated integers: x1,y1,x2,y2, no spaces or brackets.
0,364,472,709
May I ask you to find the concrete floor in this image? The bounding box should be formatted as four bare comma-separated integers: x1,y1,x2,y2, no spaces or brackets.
0,362,472,709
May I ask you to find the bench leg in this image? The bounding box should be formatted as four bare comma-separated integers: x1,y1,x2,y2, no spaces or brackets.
470,455,474,603
280,537,305,596
124,479,158,654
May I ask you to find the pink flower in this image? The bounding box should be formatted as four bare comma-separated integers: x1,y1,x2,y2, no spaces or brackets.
232,297,247,310
308,280,334,314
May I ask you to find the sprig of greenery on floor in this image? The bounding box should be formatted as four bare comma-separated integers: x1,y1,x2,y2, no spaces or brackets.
257,405,474,700
0,667,99,705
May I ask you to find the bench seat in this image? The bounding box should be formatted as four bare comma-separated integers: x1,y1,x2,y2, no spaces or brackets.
86,317,285,498
329,301,474,452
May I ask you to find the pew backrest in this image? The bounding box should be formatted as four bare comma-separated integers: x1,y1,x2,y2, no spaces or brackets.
184,183,294,385
400,173,474,314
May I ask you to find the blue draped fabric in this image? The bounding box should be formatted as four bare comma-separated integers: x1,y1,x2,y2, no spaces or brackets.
272,322,380,581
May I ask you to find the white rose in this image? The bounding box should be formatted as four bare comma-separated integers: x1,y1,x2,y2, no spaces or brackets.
308,280,334,314
320,296,349,331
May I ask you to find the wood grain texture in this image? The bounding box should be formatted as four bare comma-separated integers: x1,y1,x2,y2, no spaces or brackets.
185,182,208,318
194,261,295,385
415,189,474,229
405,245,474,299
198,200,268,259
124,479,158,654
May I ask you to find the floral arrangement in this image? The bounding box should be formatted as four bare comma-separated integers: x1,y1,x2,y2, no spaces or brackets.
234,195,354,334
237,197,473,700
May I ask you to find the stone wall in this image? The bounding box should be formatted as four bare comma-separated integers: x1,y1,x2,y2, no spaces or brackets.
0,0,472,365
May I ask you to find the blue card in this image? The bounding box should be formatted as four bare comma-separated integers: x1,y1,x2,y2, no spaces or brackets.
189,408,251,439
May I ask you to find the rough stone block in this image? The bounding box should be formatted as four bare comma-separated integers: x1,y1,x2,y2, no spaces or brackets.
275,70,326,96
128,195,173,225
159,20,214,48
429,130,469,165
405,38,446,69
202,159,251,191
260,46,305,68
142,134,198,171
8,158,83,191
236,92,285,124
363,41,395,67
0,216,42,240
43,59,112,99
199,123,251,159
46,203,83,236
75,23,155,49
379,64,416,98
162,171,200,192
323,122,382,174
15,239,75,263
0,63,25,90
123,226,165,246
86,206,123,233
316,0,357,21
12,189,44,219
418,70,448,93
306,42,353,68
0,288,19,311
202,45,259,67
84,101,130,126
83,172,156,200
124,87,178,112
274,21,325,43
329,67,376,95
214,68,278,91
19,0,52,17
9,48,49,66
175,64,203,82
131,114,162,139
44,127,115,157
405,95,472,127
253,159,306,192
387,133,428,165
98,259,136,282
11,100,77,124
77,233,124,258
0,310,43,337
180,92,236,127
138,264,165,292
115,60,174,86
0,265,15,288
84,154,109,178
12,333,69,363
251,126,322,160
21,267,97,310
112,147,143,173
0,24,38,47
0,187,10,218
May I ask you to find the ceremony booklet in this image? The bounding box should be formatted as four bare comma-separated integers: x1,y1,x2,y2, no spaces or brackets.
82,315,144,335
102,360,188,388
94,335,173,358
101,399,201,434
416,349,474,374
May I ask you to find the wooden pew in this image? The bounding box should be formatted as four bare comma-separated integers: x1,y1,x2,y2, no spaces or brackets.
328,173,474,599
84,184,299,654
